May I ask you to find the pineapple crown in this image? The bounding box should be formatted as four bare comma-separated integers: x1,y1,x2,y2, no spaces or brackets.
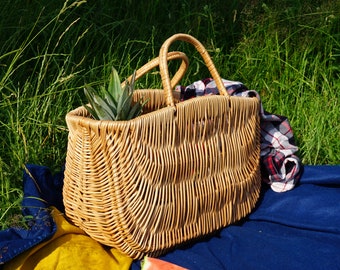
83,67,147,121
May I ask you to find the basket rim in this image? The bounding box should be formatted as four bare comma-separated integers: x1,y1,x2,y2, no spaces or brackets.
66,93,258,126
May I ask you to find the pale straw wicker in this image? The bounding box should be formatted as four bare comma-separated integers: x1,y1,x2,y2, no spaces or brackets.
63,34,261,259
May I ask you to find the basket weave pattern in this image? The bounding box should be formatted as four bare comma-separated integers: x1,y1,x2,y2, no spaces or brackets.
63,34,261,259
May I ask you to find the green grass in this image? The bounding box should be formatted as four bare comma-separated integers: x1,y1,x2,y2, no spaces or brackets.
0,0,339,229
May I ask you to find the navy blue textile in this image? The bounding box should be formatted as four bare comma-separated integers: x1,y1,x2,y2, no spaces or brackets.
1,165,340,269
131,165,340,270
0,164,63,264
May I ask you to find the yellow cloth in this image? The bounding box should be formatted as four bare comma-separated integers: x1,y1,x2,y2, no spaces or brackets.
4,207,133,270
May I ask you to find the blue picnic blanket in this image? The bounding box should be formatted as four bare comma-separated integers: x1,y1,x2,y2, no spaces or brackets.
131,165,340,269
1,164,340,269
0,165,64,264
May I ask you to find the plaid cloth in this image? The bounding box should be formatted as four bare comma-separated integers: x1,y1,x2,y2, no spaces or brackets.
176,78,303,192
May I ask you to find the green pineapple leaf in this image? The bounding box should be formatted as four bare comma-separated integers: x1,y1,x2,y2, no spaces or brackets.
108,67,122,102
128,102,143,120
83,67,147,121
84,85,116,120
83,104,99,120
83,85,100,119
116,83,131,120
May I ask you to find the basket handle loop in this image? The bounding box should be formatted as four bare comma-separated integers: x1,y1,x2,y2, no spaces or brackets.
122,51,189,90
159,33,229,107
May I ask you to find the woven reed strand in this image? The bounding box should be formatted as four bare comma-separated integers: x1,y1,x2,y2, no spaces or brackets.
63,34,261,259
64,93,260,259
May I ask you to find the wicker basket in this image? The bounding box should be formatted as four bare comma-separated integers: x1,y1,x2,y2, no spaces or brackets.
63,34,261,259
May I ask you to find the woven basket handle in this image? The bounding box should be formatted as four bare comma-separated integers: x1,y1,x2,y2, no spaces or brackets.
159,33,229,107
122,51,189,90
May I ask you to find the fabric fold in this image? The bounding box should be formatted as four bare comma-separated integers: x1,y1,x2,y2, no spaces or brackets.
177,78,303,191
2,207,132,270
0,165,132,269
0,165,58,264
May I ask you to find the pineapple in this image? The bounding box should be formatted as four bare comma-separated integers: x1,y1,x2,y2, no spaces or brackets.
83,67,147,121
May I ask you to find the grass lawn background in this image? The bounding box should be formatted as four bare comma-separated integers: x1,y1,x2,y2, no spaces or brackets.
1,0,339,228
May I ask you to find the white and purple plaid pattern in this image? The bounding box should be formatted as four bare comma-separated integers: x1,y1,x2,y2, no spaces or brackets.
176,78,303,192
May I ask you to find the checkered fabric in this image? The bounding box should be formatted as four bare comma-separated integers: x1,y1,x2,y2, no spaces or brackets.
176,78,303,192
